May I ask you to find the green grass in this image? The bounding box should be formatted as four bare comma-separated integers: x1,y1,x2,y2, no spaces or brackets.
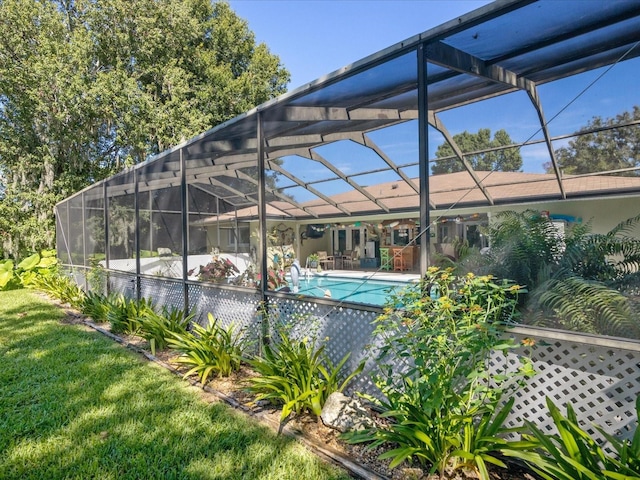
0,290,350,480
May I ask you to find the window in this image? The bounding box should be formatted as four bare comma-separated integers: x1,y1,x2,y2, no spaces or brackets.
224,224,251,249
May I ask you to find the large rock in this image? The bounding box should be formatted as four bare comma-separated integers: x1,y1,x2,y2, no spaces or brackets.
320,392,375,433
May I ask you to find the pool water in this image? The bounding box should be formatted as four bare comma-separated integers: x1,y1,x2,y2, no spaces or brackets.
292,276,409,305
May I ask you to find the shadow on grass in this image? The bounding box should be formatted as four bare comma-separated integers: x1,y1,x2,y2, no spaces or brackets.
0,290,350,480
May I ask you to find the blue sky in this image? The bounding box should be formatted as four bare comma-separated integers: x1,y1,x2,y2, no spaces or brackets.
228,0,492,90
226,1,640,197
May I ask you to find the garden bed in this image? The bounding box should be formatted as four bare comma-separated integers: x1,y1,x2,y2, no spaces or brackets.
57,300,539,480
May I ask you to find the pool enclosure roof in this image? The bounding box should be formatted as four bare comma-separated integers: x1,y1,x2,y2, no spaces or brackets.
70,0,640,221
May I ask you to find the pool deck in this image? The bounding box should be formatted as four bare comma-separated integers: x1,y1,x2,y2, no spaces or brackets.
302,268,420,283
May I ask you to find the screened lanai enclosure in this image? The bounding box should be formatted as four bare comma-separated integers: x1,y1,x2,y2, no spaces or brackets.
57,0,640,440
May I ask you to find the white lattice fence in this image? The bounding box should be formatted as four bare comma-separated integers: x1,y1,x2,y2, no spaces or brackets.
88,274,640,443
139,276,184,312
61,266,87,291
187,283,261,329
267,296,380,396
107,271,137,299
501,328,640,443
187,283,263,355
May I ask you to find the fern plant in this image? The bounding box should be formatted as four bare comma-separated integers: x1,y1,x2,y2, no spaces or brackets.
483,210,640,338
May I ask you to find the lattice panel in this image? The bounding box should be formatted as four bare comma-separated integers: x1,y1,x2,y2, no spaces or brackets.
107,272,137,299
60,266,85,291
188,284,263,355
495,333,640,443
188,284,261,329
139,277,183,311
268,297,381,397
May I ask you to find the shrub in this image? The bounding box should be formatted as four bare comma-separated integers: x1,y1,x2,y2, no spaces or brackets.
503,396,640,480
106,295,153,335
138,305,195,355
166,313,246,384
247,327,364,423
345,267,534,479
80,290,110,323
482,210,640,338
189,256,239,283
31,271,86,309
0,250,59,292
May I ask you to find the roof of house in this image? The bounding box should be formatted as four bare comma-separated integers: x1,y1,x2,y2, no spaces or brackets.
192,170,640,224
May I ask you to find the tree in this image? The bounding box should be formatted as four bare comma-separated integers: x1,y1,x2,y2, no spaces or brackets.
547,106,640,175
0,0,290,258
431,128,522,174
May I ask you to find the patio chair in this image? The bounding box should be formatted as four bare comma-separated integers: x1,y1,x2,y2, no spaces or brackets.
341,250,357,269
392,247,409,271
317,251,334,270
379,247,392,271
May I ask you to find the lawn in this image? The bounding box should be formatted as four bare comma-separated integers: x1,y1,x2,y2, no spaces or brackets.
0,290,351,480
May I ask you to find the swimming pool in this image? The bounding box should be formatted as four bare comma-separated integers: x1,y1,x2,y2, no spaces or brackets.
291,275,410,305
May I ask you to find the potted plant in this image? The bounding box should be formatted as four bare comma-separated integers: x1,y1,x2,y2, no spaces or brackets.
307,253,319,268
189,256,239,283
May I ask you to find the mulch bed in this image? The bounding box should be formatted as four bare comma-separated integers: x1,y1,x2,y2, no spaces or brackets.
54,298,539,480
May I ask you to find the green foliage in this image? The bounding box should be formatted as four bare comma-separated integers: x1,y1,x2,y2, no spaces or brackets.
0,0,290,257
0,259,17,290
0,250,59,291
549,106,640,176
80,290,122,323
483,210,640,338
484,210,564,289
138,305,195,355
503,396,640,480
106,295,153,335
451,396,536,479
432,128,522,174
346,268,534,478
36,274,86,309
247,328,364,423
166,313,246,385
597,396,640,478
86,263,107,294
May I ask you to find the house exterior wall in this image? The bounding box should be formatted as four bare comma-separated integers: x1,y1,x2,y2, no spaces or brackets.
502,196,640,235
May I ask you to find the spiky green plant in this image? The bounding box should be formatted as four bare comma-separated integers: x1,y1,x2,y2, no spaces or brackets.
138,305,195,354
105,295,152,335
80,290,110,322
344,268,533,479
503,396,640,480
247,327,365,423
166,313,246,384
32,272,86,309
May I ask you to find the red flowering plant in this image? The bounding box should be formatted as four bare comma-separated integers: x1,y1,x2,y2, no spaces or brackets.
267,268,287,290
256,268,288,290
189,256,239,283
